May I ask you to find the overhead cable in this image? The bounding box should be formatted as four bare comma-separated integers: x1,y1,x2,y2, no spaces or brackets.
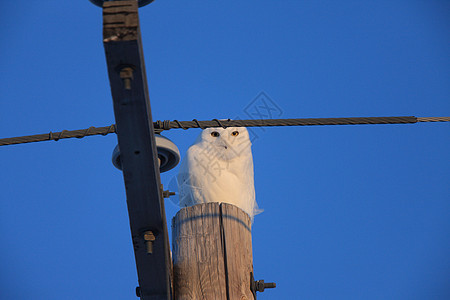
0,116,448,146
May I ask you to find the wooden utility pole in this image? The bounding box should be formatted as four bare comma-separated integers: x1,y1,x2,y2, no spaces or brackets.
172,203,256,299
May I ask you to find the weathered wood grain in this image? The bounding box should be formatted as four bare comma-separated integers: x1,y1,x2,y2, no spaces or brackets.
103,1,139,42
172,203,254,300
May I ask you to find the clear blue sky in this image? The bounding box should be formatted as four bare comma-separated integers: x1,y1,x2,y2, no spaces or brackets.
1,1,449,299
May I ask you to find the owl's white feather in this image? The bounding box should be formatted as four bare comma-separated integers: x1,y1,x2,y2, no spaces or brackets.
177,127,261,220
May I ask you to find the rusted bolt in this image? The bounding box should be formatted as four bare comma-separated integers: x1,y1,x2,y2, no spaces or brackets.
250,272,276,297
143,231,156,254
256,280,276,292
119,67,134,90
162,190,176,198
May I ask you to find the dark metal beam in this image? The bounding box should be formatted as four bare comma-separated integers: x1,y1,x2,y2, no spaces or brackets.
102,1,172,299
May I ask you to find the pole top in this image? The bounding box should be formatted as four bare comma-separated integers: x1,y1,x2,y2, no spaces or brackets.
89,0,154,8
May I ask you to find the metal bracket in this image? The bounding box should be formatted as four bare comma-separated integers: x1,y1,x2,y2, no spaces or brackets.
136,286,141,297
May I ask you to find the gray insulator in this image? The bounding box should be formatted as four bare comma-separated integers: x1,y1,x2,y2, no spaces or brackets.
112,134,180,173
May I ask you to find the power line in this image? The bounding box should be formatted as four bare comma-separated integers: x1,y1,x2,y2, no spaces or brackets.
154,116,448,130
416,117,450,122
0,116,448,146
0,125,117,146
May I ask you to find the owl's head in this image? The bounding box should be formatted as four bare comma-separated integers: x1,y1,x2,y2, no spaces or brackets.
196,127,252,161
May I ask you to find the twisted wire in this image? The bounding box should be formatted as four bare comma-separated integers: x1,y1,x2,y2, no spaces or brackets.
1,116,448,146
0,125,116,146
211,118,229,129
153,116,420,130
174,120,186,130
192,119,205,129
417,117,450,122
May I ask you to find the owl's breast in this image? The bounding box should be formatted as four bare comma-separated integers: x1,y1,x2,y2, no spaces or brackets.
179,142,256,217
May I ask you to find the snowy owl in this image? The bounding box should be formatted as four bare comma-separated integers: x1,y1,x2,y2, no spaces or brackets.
177,127,261,220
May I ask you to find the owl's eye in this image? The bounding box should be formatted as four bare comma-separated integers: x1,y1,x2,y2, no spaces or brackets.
231,131,239,137
211,131,220,137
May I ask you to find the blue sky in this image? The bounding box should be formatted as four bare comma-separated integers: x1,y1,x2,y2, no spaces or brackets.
1,1,449,299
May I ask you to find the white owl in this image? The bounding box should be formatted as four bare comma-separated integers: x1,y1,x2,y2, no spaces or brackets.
177,127,261,220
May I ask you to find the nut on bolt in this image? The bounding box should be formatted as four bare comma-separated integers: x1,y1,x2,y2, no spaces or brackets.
119,67,134,90
162,190,176,198
143,231,156,254
256,280,276,292
250,272,276,297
